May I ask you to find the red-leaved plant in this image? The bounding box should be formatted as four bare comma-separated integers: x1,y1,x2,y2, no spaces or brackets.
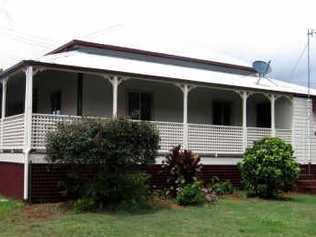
161,145,202,197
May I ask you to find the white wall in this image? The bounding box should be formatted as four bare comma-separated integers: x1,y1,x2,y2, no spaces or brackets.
246,93,270,127
275,96,292,129
188,88,242,125
36,70,77,115
82,74,112,117
118,79,182,122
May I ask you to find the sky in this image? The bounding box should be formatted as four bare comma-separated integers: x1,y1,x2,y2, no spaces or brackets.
0,0,316,87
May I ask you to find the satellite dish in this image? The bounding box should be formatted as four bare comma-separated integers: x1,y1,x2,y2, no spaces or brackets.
252,60,273,85
252,60,272,77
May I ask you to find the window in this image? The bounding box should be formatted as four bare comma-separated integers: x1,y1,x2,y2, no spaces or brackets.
213,101,231,125
256,102,271,128
50,91,61,115
128,92,152,120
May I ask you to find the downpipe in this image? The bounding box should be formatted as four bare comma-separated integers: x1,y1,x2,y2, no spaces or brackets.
23,148,31,201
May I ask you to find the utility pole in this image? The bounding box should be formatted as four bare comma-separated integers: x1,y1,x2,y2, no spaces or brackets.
307,29,314,175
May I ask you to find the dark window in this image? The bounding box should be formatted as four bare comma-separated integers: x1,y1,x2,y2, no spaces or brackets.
256,102,271,127
213,101,231,125
50,91,61,114
128,92,152,120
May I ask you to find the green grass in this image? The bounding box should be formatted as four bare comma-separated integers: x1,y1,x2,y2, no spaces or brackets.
0,197,23,218
1,194,316,237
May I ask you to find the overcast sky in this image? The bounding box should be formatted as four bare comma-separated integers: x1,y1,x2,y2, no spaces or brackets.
1,0,316,87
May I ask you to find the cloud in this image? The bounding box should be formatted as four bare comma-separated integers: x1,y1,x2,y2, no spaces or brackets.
1,0,316,87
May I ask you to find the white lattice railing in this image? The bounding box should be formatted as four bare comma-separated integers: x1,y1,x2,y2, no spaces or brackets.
247,127,271,147
150,121,183,153
2,114,25,149
32,113,82,150
276,128,292,144
31,114,184,153
188,123,243,154
0,113,290,155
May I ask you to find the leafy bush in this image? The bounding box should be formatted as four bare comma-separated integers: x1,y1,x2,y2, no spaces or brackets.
162,145,202,197
72,197,96,213
47,118,159,166
46,118,160,209
238,137,300,198
176,182,204,206
209,177,234,195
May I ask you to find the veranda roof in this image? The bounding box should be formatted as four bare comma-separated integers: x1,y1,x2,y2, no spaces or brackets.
1,49,316,97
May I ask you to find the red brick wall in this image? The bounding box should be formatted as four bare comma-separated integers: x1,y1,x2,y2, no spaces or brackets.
0,162,24,199
29,164,241,203
29,163,316,203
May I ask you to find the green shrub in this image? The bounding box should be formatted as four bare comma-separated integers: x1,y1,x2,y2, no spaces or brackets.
47,118,159,166
72,197,96,213
209,177,234,195
46,118,160,209
238,137,300,198
162,145,202,197
176,182,204,206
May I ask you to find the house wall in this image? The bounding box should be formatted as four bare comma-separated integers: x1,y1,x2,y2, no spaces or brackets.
118,79,183,122
246,94,271,127
82,74,113,117
35,72,246,125
275,96,292,129
0,161,24,199
188,88,242,125
6,73,25,116
35,70,78,115
292,97,316,163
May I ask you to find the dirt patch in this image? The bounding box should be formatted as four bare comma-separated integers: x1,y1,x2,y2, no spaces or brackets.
148,196,182,209
224,192,243,202
22,202,68,221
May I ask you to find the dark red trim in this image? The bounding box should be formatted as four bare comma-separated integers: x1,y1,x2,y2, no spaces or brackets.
47,39,255,73
0,162,24,199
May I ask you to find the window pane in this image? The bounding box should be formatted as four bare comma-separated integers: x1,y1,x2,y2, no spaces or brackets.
50,91,61,114
213,101,231,125
128,92,140,119
141,93,152,121
256,103,271,127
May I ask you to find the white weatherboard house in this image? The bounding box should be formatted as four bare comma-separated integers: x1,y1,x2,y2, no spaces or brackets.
0,40,315,201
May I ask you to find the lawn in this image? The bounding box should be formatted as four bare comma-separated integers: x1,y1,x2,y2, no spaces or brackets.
1,193,316,237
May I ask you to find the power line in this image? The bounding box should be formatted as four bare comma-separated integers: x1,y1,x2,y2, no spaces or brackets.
0,27,59,49
288,42,308,81
79,24,124,40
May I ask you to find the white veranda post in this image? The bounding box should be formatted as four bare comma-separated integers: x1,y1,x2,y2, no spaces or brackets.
178,84,195,149
107,76,126,118
270,94,276,137
24,66,33,151
1,78,7,149
183,85,189,149
242,91,248,151
23,66,33,200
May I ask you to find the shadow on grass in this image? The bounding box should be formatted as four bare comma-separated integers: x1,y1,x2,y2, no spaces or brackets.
71,196,183,216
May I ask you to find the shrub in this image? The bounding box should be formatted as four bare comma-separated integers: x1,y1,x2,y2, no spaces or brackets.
176,182,204,206
46,118,160,209
162,146,202,197
238,137,300,198
47,118,159,166
72,197,96,213
209,177,234,195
